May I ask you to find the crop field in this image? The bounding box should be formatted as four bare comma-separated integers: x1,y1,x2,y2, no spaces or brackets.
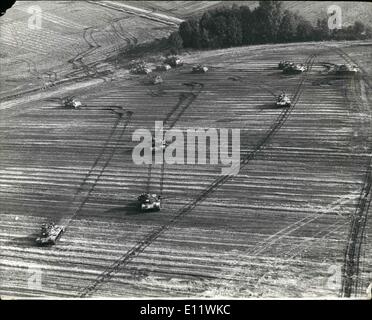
0,2,371,299
126,1,372,27
0,1,177,100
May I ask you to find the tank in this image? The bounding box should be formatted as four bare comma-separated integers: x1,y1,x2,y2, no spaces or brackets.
335,64,359,75
35,223,65,245
137,193,161,211
276,93,291,107
164,56,183,67
64,97,82,109
131,65,152,74
278,60,292,70
151,75,163,85
192,65,208,73
155,64,171,72
130,61,152,75
283,63,306,74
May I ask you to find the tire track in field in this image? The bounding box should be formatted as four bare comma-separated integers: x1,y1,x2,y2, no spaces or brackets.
159,82,204,195
14,59,58,89
86,0,182,27
66,27,116,82
62,110,133,227
77,54,317,297
110,17,138,48
331,47,372,298
234,47,371,297
146,82,204,197
75,113,122,193
67,27,101,78
249,220,349,297
214,191,358,296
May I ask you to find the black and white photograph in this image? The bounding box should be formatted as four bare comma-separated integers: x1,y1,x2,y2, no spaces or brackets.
0,0,371,304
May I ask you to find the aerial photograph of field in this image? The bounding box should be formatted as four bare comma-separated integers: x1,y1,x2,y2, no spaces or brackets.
0,1,371,300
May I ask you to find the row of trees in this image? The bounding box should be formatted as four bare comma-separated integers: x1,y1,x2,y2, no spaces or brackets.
168,1,372,50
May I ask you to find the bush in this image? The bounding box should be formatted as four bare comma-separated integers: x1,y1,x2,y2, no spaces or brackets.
169,1,371,50
168,31,183,53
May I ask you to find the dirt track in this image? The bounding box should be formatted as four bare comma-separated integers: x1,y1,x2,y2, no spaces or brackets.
0,1,176,100
0,2,371,299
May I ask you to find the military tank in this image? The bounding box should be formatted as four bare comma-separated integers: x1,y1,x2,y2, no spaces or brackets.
64,97,83,109
334,64,360,75
276,93,292,107
35,223,65,245
137,193,161,211
155,64,171,72
164,56,183,67
278,60,292,70
130,61,152,74
151,75,163,85
192,64,208,73
283,63,307,74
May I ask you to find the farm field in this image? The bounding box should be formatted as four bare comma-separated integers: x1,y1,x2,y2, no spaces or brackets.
0,1,371,299
0,1,178,100
126,1,372,27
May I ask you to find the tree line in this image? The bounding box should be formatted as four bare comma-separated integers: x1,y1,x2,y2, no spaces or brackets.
167,1,372,51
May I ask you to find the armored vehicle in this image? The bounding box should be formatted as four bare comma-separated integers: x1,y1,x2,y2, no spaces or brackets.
283,63,306,74
138,193,161,211
156,64,171,71
35,223,65,245
192,64,208,73
64,97,83,109
278,60,292,70
164,56,183,67
276,93,291,107
335,64,359,75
